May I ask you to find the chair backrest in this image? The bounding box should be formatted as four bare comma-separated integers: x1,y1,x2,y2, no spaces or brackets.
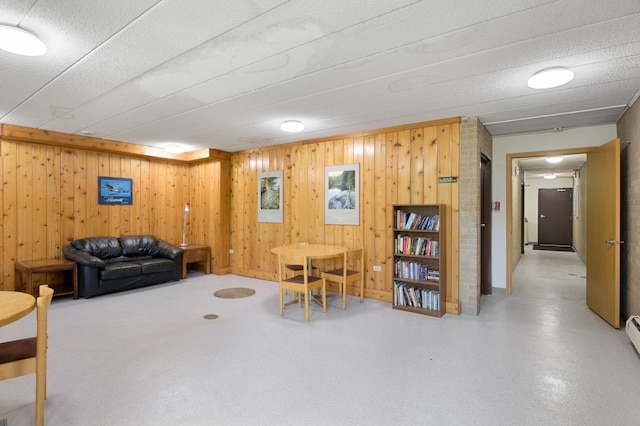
349,248,364,272
278,253,309,280
36,285,54,363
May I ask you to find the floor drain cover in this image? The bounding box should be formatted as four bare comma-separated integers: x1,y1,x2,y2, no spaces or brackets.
203,314,219,320
214,288,255,299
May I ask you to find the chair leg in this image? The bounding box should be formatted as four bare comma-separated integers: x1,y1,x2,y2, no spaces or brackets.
35,372,45,426
322,281,327,313
341,282,346,310
360,279,364,302
279,288,284,316
304,289,310,321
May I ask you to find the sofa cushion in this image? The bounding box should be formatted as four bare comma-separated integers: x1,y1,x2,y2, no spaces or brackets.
137,258,176,274
100,262,141,280
71,237,122,259
120,235,159,256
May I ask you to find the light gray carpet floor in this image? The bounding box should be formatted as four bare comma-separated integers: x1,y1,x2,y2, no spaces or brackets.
1,246,639,425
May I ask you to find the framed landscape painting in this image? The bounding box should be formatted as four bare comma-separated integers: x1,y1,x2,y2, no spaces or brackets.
98,176,132,205
325,163,359,225
258,171,283,223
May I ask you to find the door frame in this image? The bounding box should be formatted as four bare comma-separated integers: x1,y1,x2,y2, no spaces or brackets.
505,147,590,295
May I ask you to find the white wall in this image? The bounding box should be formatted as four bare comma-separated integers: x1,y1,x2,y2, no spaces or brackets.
491,125,616,288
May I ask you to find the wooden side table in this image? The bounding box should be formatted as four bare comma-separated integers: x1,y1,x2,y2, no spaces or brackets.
15,259,78,299
181,245,211,278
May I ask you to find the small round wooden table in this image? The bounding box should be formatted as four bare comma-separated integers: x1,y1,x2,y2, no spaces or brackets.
0,291,36,327
271,244,348,308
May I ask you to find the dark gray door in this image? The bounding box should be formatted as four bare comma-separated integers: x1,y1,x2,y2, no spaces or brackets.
481,155,492,295
538,188,573,245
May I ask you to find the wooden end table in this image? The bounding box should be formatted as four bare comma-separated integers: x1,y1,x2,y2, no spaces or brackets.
15,258,78,299
180,245,211,278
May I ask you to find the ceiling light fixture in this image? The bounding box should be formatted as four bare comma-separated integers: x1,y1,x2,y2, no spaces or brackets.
527,67,574,89
543,173,557,179
0,24,47,56
546,156,563,164
165,144,185,154
280,120,304,133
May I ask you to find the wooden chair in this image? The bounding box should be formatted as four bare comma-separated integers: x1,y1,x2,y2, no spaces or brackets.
322,248,364,309
284,242,318,277
0,285,54,426
277,253,326,321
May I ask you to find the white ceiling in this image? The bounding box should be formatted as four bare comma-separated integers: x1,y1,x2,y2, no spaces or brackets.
1,0,639,152
518,153,586,179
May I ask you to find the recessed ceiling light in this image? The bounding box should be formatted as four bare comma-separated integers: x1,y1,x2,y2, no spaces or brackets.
543,173,557,179
0,24,47,56
527,67,574,89
546,156,563,164
280,120,304,133
165,144,185,154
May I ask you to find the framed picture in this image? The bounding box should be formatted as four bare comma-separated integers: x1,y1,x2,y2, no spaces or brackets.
98,176,133,205
325,163,359,225
258,171,283,223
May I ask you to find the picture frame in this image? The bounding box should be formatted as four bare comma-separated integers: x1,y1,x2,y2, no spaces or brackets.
98,176,133,205
325,163,359,225
258,171,283,223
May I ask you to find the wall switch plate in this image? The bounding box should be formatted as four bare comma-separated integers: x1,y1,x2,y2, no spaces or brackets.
228,249,234,254
373,265,382,272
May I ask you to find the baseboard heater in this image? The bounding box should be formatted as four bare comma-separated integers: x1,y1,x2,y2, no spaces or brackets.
626,316,640,355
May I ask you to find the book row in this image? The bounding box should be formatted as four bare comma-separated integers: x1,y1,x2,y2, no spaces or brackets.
395,210,440,231
394,260,440,282
393,281,440,311
394,235,440,257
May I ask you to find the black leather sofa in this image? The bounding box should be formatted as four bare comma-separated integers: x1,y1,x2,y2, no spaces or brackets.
62,235,183,298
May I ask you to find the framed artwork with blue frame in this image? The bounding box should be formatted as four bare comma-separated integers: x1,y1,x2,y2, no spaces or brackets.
98,176,133,205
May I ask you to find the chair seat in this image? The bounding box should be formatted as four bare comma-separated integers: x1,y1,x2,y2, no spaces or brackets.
324,268,359,276
0,337,36,364
283,275,323,284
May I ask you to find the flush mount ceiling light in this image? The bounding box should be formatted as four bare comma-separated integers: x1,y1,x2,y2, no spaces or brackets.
546,156,563,164
543,173,557,179
280,120,304,133
527,67,574,89
165,144,185,154
0,24,47,56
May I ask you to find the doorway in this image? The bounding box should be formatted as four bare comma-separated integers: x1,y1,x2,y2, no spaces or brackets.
506,148,588,296
481,155,492,295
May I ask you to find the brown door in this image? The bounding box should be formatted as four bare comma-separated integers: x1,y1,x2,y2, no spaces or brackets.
587,138,621,328
538,188,573,245
480,155,492,295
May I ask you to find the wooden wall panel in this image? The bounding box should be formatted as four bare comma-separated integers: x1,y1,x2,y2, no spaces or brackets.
0,136,230,291
228,118,461,311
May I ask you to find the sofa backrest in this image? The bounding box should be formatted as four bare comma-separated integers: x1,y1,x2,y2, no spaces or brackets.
119,235,159,256
71,237,122,259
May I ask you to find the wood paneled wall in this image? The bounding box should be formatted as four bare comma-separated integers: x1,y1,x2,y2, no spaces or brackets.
0,125,230,291
229,118,461,313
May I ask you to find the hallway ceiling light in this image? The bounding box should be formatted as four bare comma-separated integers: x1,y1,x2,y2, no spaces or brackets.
280,120,304,133
527,67,574,89
543,173,557,179
0,24,47,56
546,156,563,164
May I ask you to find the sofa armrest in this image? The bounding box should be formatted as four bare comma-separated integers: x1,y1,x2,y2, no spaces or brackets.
156,240,183,260
62,245,106,268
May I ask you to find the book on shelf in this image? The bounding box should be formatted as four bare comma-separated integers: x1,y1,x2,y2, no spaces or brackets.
393,281,440,311
395,235,440,257
395,210,440,231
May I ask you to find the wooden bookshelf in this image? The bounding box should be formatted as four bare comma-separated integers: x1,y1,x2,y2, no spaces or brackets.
392,204,446,317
